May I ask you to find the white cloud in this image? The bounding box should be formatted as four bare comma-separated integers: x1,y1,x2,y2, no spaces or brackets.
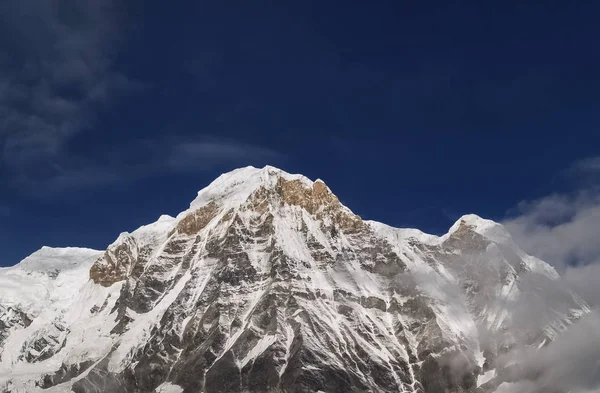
0,0,135,174
571,156,600,173
13,137,282,194
494,311,600,393
503,190,600,270
502,155,600,312
0,3,279,195
167,140,281,172
497,157,600,392
562,263,600,308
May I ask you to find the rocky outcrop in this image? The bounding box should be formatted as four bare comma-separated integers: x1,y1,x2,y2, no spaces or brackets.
175,201,219,236
275,177,365,233
90,237,138,287
0,305,32,361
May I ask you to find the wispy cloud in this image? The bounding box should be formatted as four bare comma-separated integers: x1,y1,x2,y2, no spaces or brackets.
494,310,600,393
562,155,600,186
503,190,600,269
13,137,282,194
0,0,135,176
571,156,600,173
166,139,281,172
503,156,600,307
0,2,279,196
498,158,600,392
504,157,600,270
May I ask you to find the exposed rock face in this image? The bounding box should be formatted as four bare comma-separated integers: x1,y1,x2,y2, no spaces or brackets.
0,166,589,393
0,305,32,360
175,201,219,236
90,237,137,287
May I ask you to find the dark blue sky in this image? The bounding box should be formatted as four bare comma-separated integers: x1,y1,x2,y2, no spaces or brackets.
1,1,599,265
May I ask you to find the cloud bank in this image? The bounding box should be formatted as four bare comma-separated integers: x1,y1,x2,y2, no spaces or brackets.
497,157,600,393
503,157,600,305
494,311,600,393
503,190,600,268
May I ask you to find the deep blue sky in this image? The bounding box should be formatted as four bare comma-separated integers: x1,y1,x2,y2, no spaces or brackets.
1,1,599,265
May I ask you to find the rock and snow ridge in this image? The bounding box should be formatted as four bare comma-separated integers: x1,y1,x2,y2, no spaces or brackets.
0,247,103,319
0,166,589,393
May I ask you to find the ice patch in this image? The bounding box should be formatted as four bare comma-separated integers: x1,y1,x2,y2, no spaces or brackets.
156,382,184,393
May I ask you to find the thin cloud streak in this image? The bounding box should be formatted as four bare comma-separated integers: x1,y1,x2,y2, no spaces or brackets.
571,156,600,173
0,0,135,175
12,137,282,195
0,2,276,196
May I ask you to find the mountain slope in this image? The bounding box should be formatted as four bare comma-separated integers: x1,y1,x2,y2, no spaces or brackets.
0,247,104,384
0,166,589,393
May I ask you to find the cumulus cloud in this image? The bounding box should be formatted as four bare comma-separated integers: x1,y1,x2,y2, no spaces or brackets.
503,189,600,270
502,157,600,306
496,157,600,393
0,0,134,176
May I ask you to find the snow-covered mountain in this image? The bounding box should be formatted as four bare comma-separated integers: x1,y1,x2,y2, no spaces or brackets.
0,166,589,393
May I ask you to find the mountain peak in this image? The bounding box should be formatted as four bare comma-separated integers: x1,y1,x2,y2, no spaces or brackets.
444,214,513,244
188,165,315,211
442,214,559,279
14,246,102,273
183,165,346,230
0,167,588,393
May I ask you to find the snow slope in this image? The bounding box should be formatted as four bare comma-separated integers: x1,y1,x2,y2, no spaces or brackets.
0,247,102,316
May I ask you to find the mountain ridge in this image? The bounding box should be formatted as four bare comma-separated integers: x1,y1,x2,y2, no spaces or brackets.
0,166,588,393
